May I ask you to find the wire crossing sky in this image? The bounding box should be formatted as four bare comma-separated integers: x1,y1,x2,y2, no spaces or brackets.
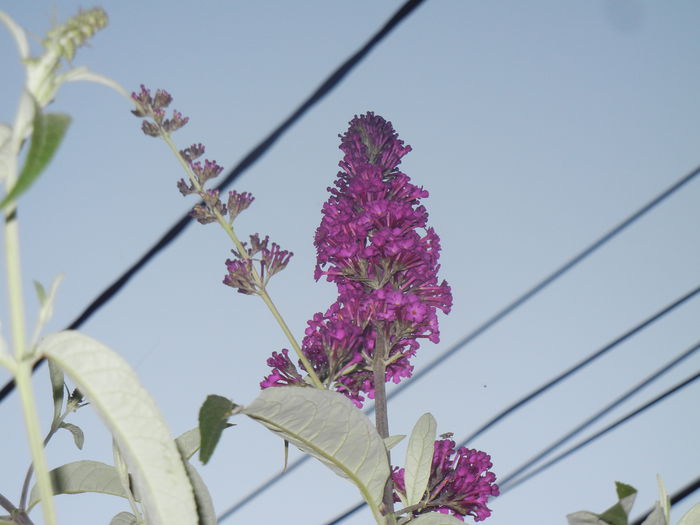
1,2,699,525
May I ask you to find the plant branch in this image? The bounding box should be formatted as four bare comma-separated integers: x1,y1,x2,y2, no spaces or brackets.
373,329,395,525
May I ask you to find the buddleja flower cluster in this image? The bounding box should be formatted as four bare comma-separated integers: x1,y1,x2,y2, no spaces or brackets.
262,113,452,407
131,85,292,295
393,438,499,522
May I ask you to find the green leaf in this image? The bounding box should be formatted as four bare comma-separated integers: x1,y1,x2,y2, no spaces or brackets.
39,330,198,525
243,386,390,510
33,280,47,304
404,413,437,507
183,462,216,525
598,482,637,525
615,481,637,502
655,475,670,524
27,460,127,511
198,395,236,465
0,111,71,211
678,503,700,525
109,512,137,525
59,422,84,449
384,434,406,450
0,11,30,59
175,427,201,461
407,512,469,524
47,358,64,424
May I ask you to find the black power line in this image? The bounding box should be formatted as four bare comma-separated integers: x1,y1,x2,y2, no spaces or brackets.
0,0,427,404
500,368,700,494
217,161,700,523
497,340,700,489
322,288,700,524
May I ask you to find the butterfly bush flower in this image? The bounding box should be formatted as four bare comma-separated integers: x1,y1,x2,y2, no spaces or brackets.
131,85,293,296
262,112,452,406
392,438,499,522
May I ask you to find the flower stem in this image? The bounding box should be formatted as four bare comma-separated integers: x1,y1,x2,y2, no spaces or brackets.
160,132,324,389
373,330,396,524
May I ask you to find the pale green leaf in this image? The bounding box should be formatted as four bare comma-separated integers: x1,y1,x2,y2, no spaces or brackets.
566,511,608,525
109,512,137,525
59,422,84,449
184,462,216,525
243,386,389,509
404,413,437,507
28,460,126,511
40,330,197,525
656,475,670,524
30,274,63,348
384,434,406,450
198,395,235,464
0,111,71,211
47,358,64,424
640,502,666,525
175,427,201,461
0,11,30,59
678,503,700,525
407,512,469,524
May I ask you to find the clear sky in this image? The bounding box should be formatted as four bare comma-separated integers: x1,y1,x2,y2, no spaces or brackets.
1,1,699,524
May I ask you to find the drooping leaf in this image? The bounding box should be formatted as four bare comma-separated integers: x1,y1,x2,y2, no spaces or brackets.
678,503,700,525
243,386,390,510
59,422,84,449
40,330,198,525
198,395,236,464
109,512,137,525
406,512,469,524
183,462,216,525
0,111,71,211
404,413,437,507
384,435,406,450
27,460,126,510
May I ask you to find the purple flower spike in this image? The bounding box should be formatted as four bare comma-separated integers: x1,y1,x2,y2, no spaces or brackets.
393,439,499,522
262,113,452,407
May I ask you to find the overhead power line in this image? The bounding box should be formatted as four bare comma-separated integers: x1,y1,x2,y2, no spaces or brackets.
497,339,700,490
322,289,700,524
499,368,700,494
217,158,700,522
0,0,427,404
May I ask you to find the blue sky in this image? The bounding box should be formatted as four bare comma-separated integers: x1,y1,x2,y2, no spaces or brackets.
1,1,699,524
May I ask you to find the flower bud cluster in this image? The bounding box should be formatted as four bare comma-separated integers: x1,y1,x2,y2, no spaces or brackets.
392,438,499,522
132,86,293,294
262,113,452,407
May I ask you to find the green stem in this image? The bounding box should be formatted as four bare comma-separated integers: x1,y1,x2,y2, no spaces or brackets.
160,132,324,389
4,100,56,525
15,361,57,525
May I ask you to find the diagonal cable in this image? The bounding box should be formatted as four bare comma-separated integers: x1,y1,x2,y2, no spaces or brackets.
0,0,427,404
499,368,700,494
498,339,700,490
